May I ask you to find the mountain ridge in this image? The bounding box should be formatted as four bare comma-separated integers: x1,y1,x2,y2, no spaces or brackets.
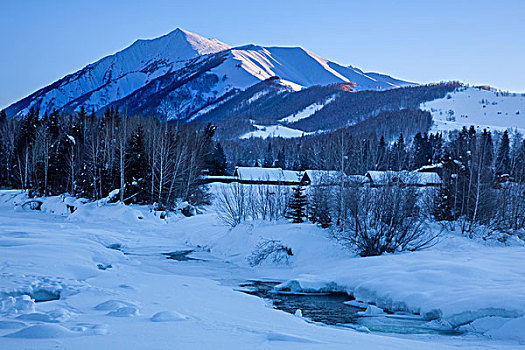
4,28,415,118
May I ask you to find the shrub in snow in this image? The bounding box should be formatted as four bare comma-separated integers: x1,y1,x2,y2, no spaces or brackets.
247,239,293,266
215,183,289,227
336,185,438,256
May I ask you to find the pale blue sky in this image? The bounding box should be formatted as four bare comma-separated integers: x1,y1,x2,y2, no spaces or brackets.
1,0,524,109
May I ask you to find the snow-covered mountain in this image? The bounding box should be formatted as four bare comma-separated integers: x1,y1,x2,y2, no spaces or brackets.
4,28,415,118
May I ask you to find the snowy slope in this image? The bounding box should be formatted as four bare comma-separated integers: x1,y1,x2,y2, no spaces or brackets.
280,95,336,123
421,87,525,133
211,45,415,94
4,29,414,118
240,124,313,139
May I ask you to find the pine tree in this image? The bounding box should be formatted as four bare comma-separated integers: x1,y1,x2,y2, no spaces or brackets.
125,125,148,203
411,132,432,169
376,136,386,170
516,139,525,181
275,147,286,169
214,143,227,175
263,143,273,167
77,106,87,120
479,129,494,183
495,130,511,175
309,186,332,228
206,142,227,175
392,133,407,170
286,184,308,223
433,184,454,221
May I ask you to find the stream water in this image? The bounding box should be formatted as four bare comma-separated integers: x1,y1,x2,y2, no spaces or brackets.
239,281,463,336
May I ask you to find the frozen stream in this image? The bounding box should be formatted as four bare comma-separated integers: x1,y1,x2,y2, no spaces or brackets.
238,281,463,336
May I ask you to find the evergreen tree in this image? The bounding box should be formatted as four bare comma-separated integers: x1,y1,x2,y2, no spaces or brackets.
0,110,6,122
411,132,433,170
433,184,454,221
286,184,308,223
263,143,273,167
495,130,511,175
437,150,458,220
479,129,494,183
376,136,386,170
431,133,443,163
309,186,332,228
392,133,407,170
275,147,286,169
515,139,525,181
125,125,148,203
206,142,227,175
77,106,87,120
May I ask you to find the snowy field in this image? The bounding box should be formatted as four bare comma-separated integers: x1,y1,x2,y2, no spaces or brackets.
421,87,525,133
0,189,524,349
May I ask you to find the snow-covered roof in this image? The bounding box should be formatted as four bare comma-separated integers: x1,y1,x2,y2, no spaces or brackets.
347,174,369,185
366,171,441,185
303,170,346,185
408,172,442,185
233,167,302,183
365,171,401,185
282,170,303,183
303,170,344,185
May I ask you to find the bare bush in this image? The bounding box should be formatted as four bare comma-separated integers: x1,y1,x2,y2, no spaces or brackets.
337,183,439,256
247,239,293,266
215,183,290,227
215,183,249,227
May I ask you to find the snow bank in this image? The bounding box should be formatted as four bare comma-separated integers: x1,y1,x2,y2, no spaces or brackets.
276,233,525,337
151,310,188,322
4,324,76,338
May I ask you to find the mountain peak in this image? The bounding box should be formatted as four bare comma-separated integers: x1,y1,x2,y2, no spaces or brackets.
161,27,230,56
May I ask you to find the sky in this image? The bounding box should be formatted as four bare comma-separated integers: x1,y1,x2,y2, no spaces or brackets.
1,0,524,109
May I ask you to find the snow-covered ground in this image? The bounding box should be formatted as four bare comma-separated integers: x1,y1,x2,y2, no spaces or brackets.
421,87,525,133
0,189,524,349
240,124,313,139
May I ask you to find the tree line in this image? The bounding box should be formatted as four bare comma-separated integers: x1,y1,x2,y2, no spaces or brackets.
0,107,226,209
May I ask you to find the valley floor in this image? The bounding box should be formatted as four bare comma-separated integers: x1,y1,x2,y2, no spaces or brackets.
0,190,524,349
